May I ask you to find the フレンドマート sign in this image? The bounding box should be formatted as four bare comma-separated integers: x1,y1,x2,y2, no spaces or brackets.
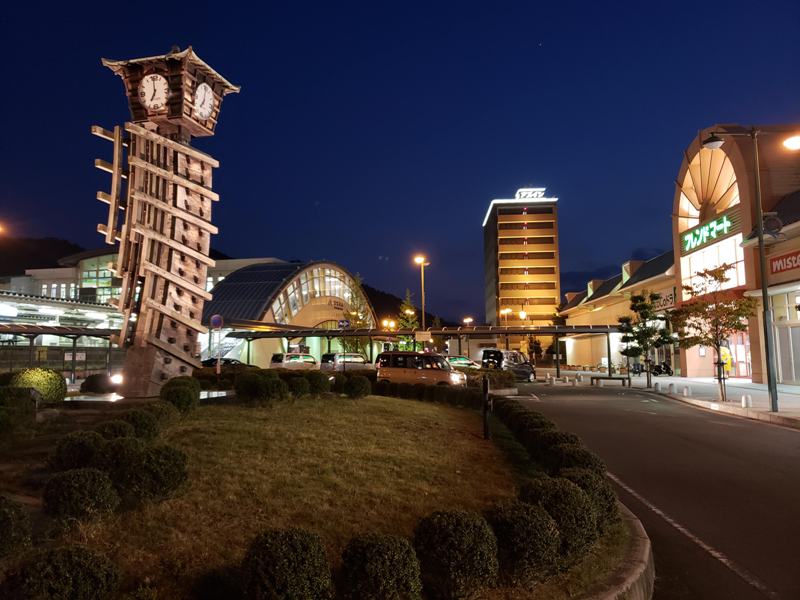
680,209,742,256
770,250,800,275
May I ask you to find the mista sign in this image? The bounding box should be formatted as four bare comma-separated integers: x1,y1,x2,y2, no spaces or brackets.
681,212,739,254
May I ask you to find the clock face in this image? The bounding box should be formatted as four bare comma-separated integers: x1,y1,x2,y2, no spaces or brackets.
193,82,215,120
138,74,169,111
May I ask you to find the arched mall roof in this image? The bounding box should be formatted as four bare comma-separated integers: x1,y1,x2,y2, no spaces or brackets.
201,261,375,326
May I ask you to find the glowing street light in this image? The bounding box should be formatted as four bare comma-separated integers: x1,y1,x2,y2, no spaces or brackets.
404,309,415,316
500,307,512,325
783,135,800,151
413,254,430,329
518,310,527,321
463,317,474,326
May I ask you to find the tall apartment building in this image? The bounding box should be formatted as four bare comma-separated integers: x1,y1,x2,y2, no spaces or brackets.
483,188,561,339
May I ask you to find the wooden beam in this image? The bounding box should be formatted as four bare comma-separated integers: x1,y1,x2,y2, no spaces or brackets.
96,224,121,242
131,190,218,234
93,158,128,179
142,261,213,301
147,334,202,368
90,124,129,147
132,225,216,268
144,298,205,332
129,156,219,201
126,122,219,167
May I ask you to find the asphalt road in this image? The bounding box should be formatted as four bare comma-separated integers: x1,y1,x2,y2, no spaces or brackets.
516,383,800,600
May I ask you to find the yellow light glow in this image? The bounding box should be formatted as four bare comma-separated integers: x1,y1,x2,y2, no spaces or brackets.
499,308,512,315
389,320,396,328
404,309,415,315
382,319,389,327
519,310,527,319
414,255,426,265
783,135,800,151
463,317,474,325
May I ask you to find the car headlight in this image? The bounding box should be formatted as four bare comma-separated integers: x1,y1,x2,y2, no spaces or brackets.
450,372,466,384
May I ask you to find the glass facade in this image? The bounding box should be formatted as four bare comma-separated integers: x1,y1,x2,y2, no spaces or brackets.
680,234,746,297
79,254,119,304
270,266,371,326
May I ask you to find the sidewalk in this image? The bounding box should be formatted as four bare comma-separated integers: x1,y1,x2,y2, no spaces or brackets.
537,367,800,430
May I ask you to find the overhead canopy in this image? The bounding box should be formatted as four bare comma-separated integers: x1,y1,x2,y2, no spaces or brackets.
0,324,117,337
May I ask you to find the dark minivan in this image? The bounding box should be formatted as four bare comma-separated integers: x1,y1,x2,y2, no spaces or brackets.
480,349,536,382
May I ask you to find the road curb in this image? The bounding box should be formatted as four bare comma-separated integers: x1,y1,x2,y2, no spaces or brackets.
653,392,800,431
584,501,654,600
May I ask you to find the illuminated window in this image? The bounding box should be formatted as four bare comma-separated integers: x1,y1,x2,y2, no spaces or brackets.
680,234,745,297
60,284,66,298
51,284,58,297
41,284,47,296
69,283,77,299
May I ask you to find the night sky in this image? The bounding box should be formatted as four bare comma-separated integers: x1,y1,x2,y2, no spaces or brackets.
1,1,798,322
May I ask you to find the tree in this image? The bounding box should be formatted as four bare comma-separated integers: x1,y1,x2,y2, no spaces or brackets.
669,264,756,402
339,275,372,355
431,316,445,352
397,290,419,351
618,291,673,388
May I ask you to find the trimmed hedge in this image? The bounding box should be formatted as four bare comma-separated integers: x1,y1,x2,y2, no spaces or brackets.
560,467,619,532
340,533,422,600
49,430,106,471
43,468,120,520
0,387,36,433
0,495,31,558
121,409,160,440
542,443,607,476
241,527,333,599
524,430,582,463
287,376,311,397
304,370,331,394
234,371,270,401
142,400,180,424
413,510,498,599
9,367,67,403
331,373,347,393
518,477,598,562
160,381,199,414
344,375,371,399
98,438,187,505
458,368,517,389
485,500,560,587
95,419,135,440
1,545,119,600
80,374,116,394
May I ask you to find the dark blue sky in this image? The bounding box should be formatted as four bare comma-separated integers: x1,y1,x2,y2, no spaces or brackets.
1,1,798,321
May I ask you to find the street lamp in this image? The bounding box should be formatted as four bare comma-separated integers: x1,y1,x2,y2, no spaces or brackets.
701,128,800,412
463,317,474,325
500,307,512,325
413,255,430,329
518,309,527,321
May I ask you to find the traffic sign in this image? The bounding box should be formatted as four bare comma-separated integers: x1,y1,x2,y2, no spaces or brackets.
210,314,224,329
338,319,351,328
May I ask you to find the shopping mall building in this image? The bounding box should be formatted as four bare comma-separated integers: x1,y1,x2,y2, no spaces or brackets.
0,248,378,370
561,123,800,384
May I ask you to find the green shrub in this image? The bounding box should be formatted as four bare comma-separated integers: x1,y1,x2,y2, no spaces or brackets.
234,371,269,401
331,373,347,393
371,379,388,396
287,376,311,397
43,468,120,520
1,545,119,599
345,375,371,399
560,468,618,531
413,510,498,599
0,387,37,432
432,384,451,403
0,495,31,558
80,374,116,394
122,409,160,440
166,375,202,396
386,381,400,398
525,430,581,462
142,400,180,424
485,500,560,587
264,377,290,401
0,371,17,386
340,533,422,600
543,443,606,476
241,527,332,599
304,371,331,394
95,419,136,440
9,367,66,403
98,438,187,505
461,368,516,389
255,368,279,380
160,382,199,414
49,430,106,471
397,383,416,399
519,477,598,562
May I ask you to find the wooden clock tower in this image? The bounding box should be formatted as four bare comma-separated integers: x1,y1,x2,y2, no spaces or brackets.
93,46,239,397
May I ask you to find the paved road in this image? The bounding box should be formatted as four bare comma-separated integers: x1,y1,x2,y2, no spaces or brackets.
516,383,800,600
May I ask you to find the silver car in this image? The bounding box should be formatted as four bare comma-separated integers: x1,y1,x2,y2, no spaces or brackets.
320,352,374,372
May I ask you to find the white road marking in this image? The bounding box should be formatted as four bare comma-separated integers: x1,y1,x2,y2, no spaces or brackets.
607,472,779,599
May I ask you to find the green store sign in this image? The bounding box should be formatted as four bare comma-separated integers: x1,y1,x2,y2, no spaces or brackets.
681,211,740,254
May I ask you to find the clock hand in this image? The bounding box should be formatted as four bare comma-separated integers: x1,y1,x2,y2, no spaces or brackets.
151,86,157,101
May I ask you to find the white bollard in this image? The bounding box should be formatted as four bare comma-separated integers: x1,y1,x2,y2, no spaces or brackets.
682,386,691,397
572,379,578,386
668,383,676,394
597,379,604,387
563,377,569,383
653,382,661,392
741,394,752,408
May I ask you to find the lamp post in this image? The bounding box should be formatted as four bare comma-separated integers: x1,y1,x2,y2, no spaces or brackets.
701,128,800,412
413,255,429,329
463,317,473,356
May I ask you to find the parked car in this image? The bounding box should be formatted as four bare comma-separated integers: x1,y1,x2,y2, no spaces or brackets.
376,351,467,386
477,348,536,382
446,355,481,369
201,357,252,368
270,353,319,370
320,352,374,372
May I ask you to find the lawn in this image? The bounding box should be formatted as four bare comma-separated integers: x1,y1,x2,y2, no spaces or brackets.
64,395,518,594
